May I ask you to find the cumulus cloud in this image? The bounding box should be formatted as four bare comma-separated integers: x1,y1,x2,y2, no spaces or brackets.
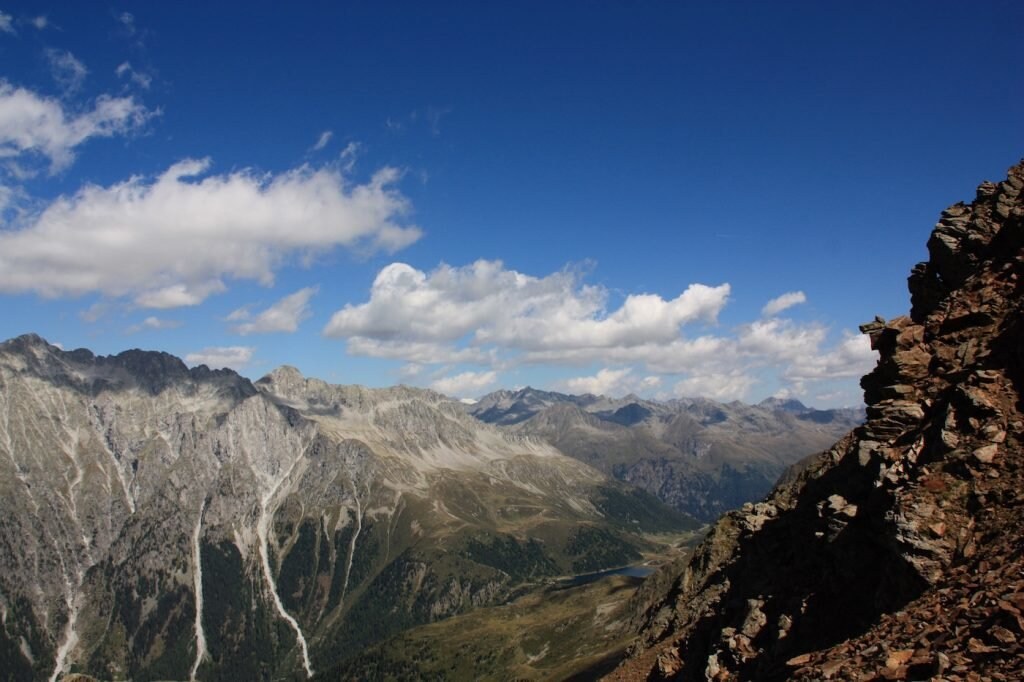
185,346,254,370
311,130,332,151
762,290,807,317
0,160,421,306
324,260,728,352
30,16,47,30
45,49,88,95
230,286,317,335
126,316,182,334
346,338,498,366
0,11,14,34
561,367,632,396
323,259,875,404
737,318,826,362
785,332,876,382
674,370,758,401
0,81,153,172
523,335,729,371
430,370,497,397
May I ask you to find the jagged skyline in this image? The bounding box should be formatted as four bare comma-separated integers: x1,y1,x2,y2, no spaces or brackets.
0,2,1022,406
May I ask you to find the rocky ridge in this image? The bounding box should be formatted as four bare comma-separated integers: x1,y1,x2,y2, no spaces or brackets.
608,160,1024,681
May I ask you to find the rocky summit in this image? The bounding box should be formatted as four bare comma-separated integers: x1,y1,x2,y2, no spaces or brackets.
608,160,1024,681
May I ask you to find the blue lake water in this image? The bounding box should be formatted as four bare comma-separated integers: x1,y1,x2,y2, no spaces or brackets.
561,564,655,587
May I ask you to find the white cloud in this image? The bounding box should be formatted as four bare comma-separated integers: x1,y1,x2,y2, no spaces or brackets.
134,281,227,309
45,49,88,95
561,367,632,396
340,141,361,172
430,370,497,397
115,62,152,89
30,16,47,30
185,346,254,370
323,259,875,404
126,316,182,334
230,286,317,335
324,260,728,353
737,318,826,362
784,332,876,382
0,160,421,306
674,370,757,401
0,11,14,34
762,290,807,317
0,81,153,172
346,338,498,366
311,130,332,151
523,335,729,372
557,369,662,398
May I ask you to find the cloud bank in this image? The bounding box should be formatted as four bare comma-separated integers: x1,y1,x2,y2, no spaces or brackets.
0,160,421,307
325,260,876,403
325,259,728,353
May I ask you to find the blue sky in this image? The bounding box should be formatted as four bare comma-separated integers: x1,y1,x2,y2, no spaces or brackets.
0,1,1021,406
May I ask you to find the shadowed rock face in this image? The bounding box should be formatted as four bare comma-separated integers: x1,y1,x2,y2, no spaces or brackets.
611,160,1024,681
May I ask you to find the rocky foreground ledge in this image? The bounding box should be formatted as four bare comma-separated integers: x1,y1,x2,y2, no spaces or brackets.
609,160,1024,681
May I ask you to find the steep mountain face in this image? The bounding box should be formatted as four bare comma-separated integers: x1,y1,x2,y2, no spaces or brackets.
0,339,691,682
610,160,1024,681
470,389,862,522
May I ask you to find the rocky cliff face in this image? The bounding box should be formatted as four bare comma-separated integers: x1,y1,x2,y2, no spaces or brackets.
471,388,862,522
0,339,687,681
610,160,1024,681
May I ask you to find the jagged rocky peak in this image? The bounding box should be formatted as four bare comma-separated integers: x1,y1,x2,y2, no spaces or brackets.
611,159,1024,681
0,332,254,398
256,364,310,398
258,364,458,417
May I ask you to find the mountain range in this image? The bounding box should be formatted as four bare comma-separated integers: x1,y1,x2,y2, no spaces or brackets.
0,336,693,681
468,388,863,522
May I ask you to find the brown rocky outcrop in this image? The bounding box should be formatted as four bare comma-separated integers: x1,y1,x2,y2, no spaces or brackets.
608,159,1024,681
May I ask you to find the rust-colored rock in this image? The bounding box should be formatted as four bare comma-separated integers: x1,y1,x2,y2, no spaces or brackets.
606,159,1024,681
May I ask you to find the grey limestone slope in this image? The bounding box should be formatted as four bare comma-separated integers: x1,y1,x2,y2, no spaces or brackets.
0,336,687,681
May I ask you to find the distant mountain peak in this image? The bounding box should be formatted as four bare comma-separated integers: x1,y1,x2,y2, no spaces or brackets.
758,396,809,412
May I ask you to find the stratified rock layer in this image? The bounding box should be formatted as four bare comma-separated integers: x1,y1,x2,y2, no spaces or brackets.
611,160,1024,681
